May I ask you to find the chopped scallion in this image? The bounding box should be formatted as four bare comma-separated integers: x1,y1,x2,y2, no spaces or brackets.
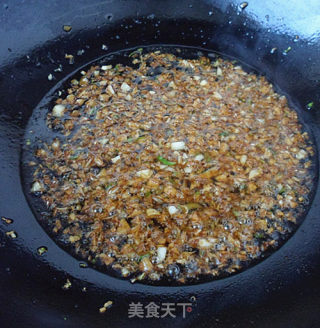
129,48,143,57
157,156,176,166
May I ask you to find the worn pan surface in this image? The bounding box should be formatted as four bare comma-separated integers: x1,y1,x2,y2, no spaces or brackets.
1,0,320,327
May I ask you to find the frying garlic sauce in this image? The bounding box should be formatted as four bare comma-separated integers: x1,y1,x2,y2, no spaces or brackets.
26,49,315,284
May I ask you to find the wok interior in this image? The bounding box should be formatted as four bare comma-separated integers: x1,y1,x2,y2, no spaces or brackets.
21,45,318,286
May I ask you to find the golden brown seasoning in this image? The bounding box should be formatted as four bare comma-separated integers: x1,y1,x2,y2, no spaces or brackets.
31,51,314,283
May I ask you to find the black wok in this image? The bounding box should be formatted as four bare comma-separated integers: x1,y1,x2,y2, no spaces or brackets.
1,0,320,327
